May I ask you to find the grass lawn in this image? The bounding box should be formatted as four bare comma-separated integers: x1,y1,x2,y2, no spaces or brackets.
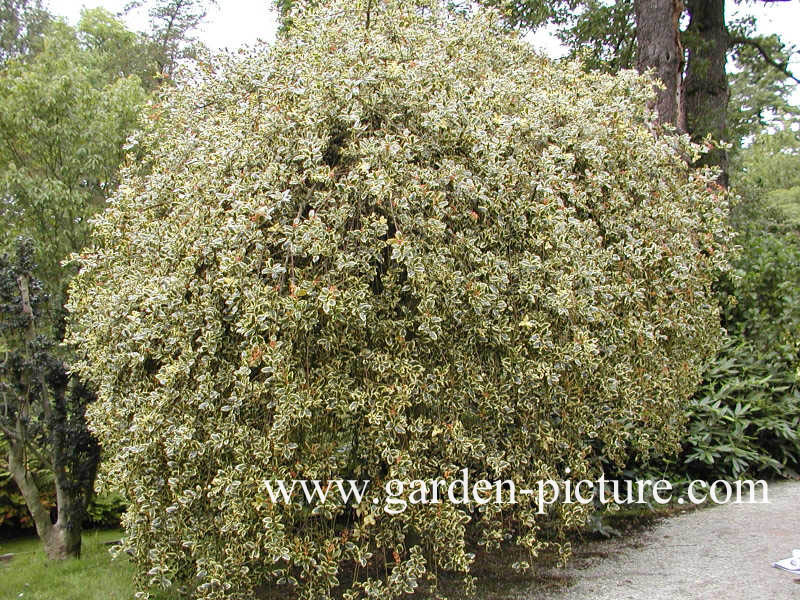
0,529,146,600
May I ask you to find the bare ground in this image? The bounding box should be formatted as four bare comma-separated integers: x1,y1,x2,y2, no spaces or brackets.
517,479,800,600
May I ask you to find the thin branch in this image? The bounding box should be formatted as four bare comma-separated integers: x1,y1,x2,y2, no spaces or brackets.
13,435,53,472
0,422,20,441
729,36,800,85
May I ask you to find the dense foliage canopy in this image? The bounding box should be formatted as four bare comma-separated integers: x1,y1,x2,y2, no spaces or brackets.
67,1,731,598
0,10,146,292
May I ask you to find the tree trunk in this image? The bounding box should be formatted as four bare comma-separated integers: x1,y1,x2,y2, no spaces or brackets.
683,0,730,187
7,441,53,544
43,523,82,559
634,0,685,128
48,490,84,559
7,442,84,559
4,272,90,560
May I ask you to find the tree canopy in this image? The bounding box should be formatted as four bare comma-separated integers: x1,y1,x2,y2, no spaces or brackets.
123,0,219,80
0,0,50,64
479,0,800,185
0,9,147,293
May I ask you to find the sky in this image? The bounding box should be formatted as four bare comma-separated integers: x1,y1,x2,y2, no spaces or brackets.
49,0,800,67
52,0,281,48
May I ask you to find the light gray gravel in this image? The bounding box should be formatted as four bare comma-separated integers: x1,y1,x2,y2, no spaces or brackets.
528,479,800,600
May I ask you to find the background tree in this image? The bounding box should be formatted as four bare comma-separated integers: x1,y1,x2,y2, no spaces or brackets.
123,0,218,80
480,0,799,186
0,0,50,64
1,238,100,558
77,6,161,90
732,121,800,223
1,2,217,292
554,0,635,73
0,2,217,558
682,0,730,181
0,9,145,559
634,0,684,128
727,21,800,148
0,10,147,293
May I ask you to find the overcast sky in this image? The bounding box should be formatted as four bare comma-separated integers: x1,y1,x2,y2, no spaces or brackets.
49,0,800,67
52,0,280,47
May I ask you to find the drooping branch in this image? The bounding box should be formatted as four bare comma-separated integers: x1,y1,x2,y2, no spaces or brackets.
365,0,373,30
729,36,800,85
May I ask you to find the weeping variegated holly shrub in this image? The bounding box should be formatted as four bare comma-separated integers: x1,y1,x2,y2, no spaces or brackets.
65,1,732,598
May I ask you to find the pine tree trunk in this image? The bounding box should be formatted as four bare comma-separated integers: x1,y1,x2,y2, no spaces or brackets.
634,0,685,128
683,0,730,187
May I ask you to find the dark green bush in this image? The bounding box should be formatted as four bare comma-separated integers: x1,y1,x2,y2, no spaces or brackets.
684,338,799,479
84,492,127,528
680,197,800,480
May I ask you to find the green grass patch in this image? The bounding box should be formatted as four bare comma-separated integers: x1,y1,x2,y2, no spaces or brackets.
0,529,152,600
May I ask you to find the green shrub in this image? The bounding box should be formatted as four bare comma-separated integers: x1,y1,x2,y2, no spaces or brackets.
66,1,731,598
765,187,800,228
721,230,800,353
678,198,800,481
683,338,800,479
85,492,127,529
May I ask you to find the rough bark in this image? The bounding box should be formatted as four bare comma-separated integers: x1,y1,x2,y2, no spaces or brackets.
683,0,730,187
634,0,685,128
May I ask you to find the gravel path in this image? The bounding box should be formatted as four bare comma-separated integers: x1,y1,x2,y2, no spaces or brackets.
531,479,800,600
